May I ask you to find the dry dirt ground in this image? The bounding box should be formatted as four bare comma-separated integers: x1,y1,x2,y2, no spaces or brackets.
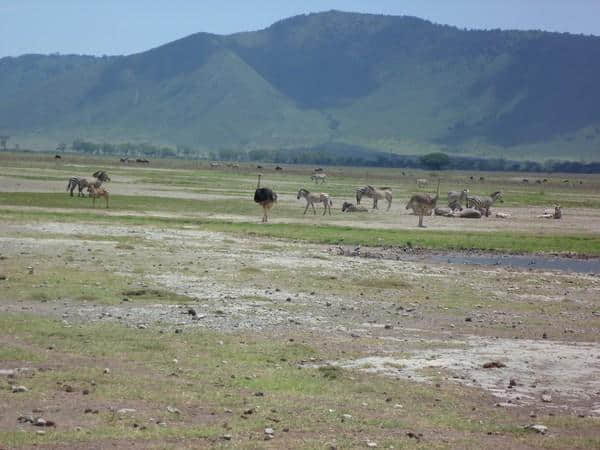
1,161,600,448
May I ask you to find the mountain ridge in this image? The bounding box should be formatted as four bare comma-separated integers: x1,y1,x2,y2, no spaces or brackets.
1,10,599,160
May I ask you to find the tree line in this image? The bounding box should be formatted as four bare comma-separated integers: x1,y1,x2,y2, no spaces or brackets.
65,139,600,174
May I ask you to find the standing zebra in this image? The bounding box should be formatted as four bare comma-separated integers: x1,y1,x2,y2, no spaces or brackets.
297,188,332,215
466,191,503,217
356,185,392,211
67,171,110,197
447,188,469,211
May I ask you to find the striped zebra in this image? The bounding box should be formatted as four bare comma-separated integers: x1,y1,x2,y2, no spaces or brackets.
447,188,469,211
310,173,327,184
356,185,392,211
67,171,110,197
466,191,503,217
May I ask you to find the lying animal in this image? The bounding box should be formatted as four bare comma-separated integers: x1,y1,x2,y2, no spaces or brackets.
342,202,368,212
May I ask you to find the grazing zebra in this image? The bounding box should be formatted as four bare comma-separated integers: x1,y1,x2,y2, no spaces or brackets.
311,173,327,184
66,171,110,197
356,185,392,211
447,188,469,211
297,188,332,215
466,191,503,217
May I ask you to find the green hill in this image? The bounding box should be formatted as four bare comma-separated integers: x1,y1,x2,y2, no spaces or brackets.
1,10,599,160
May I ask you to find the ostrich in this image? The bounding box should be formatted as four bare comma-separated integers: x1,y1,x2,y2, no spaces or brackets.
254,174,277,223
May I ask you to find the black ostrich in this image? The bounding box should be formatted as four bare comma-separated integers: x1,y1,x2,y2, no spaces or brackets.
254,174,277,223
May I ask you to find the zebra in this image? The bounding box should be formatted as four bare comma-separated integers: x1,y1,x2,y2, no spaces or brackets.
297,188,332,215
447,188,469,211
67,171,110,197
356,185,392,211
466,191,503,217
310,173,327,184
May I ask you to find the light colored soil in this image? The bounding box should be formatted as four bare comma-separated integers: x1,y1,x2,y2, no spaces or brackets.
2,220,600,418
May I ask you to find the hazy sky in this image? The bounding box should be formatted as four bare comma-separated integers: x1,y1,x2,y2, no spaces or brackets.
2,0,599,58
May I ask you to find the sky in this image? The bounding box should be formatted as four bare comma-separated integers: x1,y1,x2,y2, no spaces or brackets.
2,0,600,58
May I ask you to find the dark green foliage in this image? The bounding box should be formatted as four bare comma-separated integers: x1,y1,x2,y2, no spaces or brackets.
1,11,600,160
420,152,450,170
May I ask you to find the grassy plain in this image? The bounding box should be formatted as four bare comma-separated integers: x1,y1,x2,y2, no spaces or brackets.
1,152,599,448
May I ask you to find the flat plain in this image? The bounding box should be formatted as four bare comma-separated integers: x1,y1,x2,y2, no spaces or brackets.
1,152,599,449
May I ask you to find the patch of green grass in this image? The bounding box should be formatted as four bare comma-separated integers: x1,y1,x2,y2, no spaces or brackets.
3,206,600,255
0,263,191,306
0,344,43,362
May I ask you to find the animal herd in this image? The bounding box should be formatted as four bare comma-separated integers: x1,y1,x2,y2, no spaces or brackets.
65,167,564,226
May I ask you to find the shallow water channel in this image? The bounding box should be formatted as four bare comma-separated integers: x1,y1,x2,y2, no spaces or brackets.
426,252,600,274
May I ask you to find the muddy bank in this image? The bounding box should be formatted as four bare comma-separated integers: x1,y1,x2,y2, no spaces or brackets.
331,245,600,274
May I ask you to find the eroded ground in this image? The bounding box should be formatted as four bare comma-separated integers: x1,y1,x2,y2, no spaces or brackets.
1,157,600,448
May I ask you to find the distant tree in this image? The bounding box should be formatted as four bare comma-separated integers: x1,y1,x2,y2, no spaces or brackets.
420,152,450,170
0,135,9,151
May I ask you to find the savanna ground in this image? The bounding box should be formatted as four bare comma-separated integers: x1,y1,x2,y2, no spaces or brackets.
0,152,599,449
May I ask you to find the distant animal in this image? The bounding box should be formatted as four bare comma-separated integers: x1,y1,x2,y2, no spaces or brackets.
256,165,263,169
275,166,283,171
67,171,110,197
434,207,453,217
522,179,529,183
311,173,327,184
466,191,503,217
54,154,61,160
538,205,562,219
342,202,368,213
136,158,149,164
87,184,109,208
535,179,542,184
401,171,406,176
297,188,332,215
543,179,548,183
479,176,485,182
469,176,474,181
210,162,221,169
313,167,323,172
119,157,129,163
406,180,441,227
254,174,277,223
416,178,428,188
356,185,392,210
453,208,482,219
447,189,469,211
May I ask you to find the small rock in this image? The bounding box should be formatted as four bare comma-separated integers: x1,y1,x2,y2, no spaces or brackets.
264,427,274,435
137,324,147,329
187,308,197,316
342,414,352,420
465,317,472,322
12,385,28,393
36,430,45,435
221,434,232,440
482,361,506,369
64,384,74,393
525,424,548,434
167,406,181,414
254,391,264,397
542,333,548,339
541,394,552,403
103,368,111,374
34,418,47,427
509,379,517,387
117,408,137,415
367,442,378,448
